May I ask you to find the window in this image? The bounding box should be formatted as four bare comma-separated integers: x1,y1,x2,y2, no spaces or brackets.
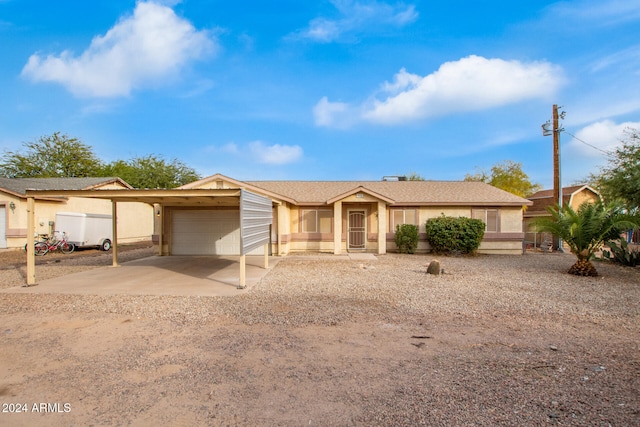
392,209,417,229
472,209,500,232
301,210,332,233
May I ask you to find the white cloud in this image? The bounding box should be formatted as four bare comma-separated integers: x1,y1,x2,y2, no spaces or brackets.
549,0,640,27
313,96,351,127
293,0,418,43
315,55,564,127
569,119,640,158
362,55,564,125
249,141,303,165
21,1,216,97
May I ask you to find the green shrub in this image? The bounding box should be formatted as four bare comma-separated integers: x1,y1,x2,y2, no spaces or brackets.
601,239,640,266
395,224,419,254
425,215,485,255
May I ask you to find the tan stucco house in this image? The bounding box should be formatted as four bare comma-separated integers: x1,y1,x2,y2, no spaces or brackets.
20,173,533,286
522,184,602,248
523,185,601,230
0,177,153,249
174,174,533,255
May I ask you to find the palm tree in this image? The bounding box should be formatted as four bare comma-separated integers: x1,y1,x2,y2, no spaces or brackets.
534,200,638,276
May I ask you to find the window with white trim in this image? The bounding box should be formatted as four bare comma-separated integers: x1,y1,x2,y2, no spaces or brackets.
472,208,500,232
301,210,333,233
392,209,417,230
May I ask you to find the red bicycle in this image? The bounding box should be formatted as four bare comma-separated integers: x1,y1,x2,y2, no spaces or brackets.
34,232,75,256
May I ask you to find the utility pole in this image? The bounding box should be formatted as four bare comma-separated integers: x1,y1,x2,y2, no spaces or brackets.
541,104,565,251
552,104,560,211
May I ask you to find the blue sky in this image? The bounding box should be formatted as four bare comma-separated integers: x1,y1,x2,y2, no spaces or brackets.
1,0,639,189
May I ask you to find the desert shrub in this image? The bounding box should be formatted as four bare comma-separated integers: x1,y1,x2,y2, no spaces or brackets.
394,224,419,254
601,239,640,266
425,215,485,255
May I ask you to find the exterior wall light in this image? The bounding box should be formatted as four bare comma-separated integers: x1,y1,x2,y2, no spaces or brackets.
9,201,15,213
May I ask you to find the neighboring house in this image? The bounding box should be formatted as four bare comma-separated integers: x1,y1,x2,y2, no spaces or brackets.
0,177,154,249
174,174,533,255
523,184,602,246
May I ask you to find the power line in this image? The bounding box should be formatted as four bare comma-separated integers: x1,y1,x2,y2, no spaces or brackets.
563,130,615,157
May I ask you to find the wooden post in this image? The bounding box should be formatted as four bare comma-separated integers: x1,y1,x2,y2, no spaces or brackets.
553,104,560,211
156,204,164,256
26,197,35,286
264,243,269,269
112,200,119,267
239,254,246,288
552,104,564,251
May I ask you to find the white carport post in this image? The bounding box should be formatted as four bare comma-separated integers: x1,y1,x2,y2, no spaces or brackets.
240,255,246,288
26,196,35,286
111,200,119,267
264,243,269,269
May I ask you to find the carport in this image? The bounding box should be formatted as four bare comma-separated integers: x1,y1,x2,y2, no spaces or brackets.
23,188,273,288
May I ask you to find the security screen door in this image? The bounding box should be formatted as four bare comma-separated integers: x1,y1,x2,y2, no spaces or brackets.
348,210,366,250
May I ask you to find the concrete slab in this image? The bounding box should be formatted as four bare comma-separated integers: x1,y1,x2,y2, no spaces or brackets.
2,256,279,297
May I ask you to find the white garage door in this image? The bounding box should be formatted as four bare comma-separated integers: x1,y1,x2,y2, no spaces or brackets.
172,210,240,255
0,206,6,248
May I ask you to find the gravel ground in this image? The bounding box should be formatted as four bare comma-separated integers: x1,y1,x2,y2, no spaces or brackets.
0,248,639,426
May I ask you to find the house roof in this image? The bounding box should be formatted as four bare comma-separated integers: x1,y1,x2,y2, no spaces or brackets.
22,174,533,209
245,179,532,206
181,174,532,206
0,177,132,198
527,185,597,200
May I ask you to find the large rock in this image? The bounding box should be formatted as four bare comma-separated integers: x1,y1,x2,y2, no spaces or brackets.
426,260,441,275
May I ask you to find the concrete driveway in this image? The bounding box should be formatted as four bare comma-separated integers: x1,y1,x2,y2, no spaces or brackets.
4,255,280,297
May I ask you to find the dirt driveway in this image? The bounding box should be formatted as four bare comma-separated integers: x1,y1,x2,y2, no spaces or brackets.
0,248,639,426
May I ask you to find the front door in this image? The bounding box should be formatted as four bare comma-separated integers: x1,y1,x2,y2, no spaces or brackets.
348,210,366,250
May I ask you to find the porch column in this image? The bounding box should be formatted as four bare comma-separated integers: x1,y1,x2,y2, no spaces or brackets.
112,200,119,267
377,200,387,255
26,196,35,286
333,201,342,255
277,203,287,255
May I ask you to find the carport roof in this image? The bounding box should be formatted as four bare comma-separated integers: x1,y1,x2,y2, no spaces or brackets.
24,188,244,206
0,177,131,198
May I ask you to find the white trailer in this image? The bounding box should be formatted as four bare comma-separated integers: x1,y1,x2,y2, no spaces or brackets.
55,212,113,251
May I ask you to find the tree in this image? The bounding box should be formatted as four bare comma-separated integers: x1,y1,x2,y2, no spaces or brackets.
590,128,640,211
405,171,426,181
101,154,200,189
464,160,541,197
534,200,638,276
0,132,103,178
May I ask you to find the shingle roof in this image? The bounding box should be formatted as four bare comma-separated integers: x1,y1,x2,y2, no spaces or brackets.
0,177,130,197
527,185,588,200
246,180,532,206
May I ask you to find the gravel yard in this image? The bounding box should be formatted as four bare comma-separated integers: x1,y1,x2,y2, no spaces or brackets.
0,247,639,426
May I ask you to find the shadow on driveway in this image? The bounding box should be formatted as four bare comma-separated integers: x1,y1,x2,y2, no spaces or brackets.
3,256,279,297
